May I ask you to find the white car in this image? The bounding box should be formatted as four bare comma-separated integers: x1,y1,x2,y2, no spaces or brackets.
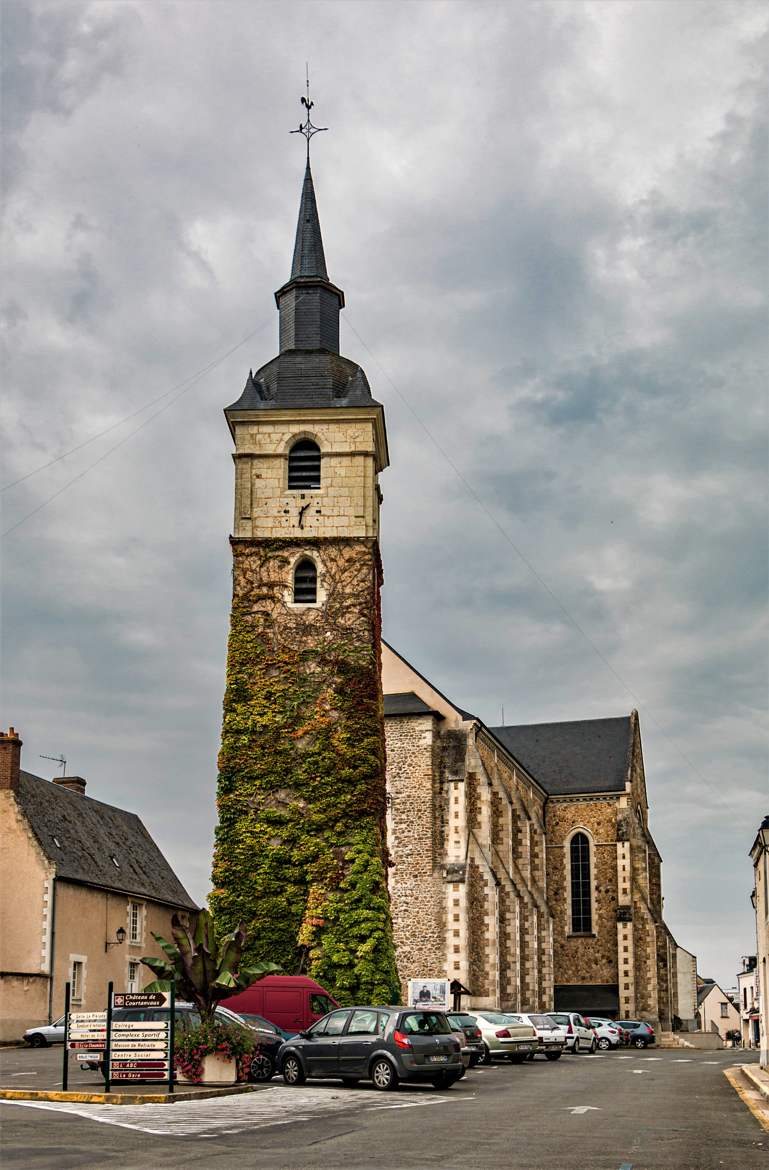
584,1016,622,1050
24,1016,66,1047
547,1012,596,1054
510,1013,566,1060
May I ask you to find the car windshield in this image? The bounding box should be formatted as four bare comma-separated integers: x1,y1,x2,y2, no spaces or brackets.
238,1014,278,1032
449,1014,476,1025
400,1012,451,1035
547,1014,569,1025
528,1015,555,1028
478,1011,516,1026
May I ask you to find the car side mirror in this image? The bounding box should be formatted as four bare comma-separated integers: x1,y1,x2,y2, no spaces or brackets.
299,1030,311,1039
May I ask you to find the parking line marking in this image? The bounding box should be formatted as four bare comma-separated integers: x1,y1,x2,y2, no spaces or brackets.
673,1059,692,1062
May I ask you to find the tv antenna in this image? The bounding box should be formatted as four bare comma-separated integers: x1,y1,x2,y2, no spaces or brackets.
40,753,67,776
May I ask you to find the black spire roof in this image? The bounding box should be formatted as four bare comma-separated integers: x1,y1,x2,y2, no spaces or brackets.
226,162,380,417
291,162,328,279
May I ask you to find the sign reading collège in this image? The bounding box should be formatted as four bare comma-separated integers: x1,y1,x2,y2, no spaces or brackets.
109,989,172,1083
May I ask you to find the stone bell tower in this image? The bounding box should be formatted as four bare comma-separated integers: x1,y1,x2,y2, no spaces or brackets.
210,109,399,1005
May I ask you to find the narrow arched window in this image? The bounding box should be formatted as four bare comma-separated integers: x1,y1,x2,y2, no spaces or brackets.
293,558,317,604
288,439,321,490
570,832,592,933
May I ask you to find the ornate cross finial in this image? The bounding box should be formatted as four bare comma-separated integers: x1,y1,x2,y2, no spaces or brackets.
290,64,327,160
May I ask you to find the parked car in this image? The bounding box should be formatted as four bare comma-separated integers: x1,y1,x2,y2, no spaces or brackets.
511,1013,566,1060
24,1016,66,1047
584,1017,622,1050
232,1011,293,1041
445,1012,485,1067
453,1010,537,1064
278,1006,463,1090
447,1020,470,1075
547,1012,597,1053
224,975,338,1036
78,1002,282,1083
615,1019,656,1048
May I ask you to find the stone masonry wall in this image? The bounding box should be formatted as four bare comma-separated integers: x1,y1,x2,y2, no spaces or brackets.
385,714,447,992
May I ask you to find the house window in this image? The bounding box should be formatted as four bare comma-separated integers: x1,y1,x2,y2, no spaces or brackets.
719,1002,729,1018
127,961,140,993
288,439,321,490
71,960,84,1004
569,832,593,933
128,902,143,945
293,558,317,604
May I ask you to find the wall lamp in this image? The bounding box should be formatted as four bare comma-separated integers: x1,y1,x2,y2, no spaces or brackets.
105,926,127,952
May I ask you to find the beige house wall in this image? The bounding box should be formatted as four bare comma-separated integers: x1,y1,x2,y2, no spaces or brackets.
0,790,55,1041
697,982,740,1042
751,830,769,1067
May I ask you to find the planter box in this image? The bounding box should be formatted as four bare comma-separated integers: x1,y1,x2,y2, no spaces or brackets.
177,1054,239,1085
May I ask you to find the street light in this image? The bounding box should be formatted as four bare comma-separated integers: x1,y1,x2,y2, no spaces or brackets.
105,926,127,952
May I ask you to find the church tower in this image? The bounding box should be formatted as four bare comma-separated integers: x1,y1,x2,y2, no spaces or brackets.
210,117,400,1004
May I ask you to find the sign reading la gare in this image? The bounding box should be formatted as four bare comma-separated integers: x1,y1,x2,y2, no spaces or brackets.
407,978,450,1010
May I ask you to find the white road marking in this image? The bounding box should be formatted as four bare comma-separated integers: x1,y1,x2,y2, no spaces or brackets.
564,1105,601,1115
0,1084,449,1138
673,1059,692,1062
9,1073,37,1077
702,1061,720,1065
630,1070,647,1074
642,1057,663,1061
618,1056,634,1060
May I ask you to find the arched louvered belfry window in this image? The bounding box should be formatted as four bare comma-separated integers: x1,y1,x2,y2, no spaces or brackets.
569,832,593,933
288,439,321,490
293,558,317,605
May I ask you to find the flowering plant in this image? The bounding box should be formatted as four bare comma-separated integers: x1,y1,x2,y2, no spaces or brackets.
174,1020,256,1084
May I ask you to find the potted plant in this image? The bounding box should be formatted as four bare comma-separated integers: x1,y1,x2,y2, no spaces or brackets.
141,908,278,1084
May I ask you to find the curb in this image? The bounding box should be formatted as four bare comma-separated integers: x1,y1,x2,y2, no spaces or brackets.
724,1067,769,1134
741,1063,769,1100
0,1084,262,1106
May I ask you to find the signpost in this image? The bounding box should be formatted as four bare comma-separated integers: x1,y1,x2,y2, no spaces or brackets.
108,987,174,1091
63,983,176,1095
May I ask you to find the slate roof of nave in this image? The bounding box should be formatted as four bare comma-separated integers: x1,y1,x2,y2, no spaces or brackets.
487,716,633,796
16,770,197,909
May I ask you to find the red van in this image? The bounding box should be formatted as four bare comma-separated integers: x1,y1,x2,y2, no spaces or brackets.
223,976,338,1035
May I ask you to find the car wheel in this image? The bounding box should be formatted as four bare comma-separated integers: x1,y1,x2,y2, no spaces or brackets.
27,1034,48,1048
370,1057,398,1091
573,1038,581,1054
282,1054,306,1085
597,1037,611,1050
589,1039,597,1053
545,1052,562,1061
633,1037,647,1049
249,1052,274,1083
456,1066,466,1079
431,1072,459,1089
525,1052,536,1062
478,1042,493,1065
341,1077,359,1087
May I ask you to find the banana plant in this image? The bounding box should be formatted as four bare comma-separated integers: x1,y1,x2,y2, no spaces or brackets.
140,908,279,1022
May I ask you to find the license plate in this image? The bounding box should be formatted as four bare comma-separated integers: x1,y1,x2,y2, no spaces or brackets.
428,1054,449,1063
518,1045,532,1052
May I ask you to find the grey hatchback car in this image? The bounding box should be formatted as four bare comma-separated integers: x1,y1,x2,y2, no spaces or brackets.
279,1006,463,1090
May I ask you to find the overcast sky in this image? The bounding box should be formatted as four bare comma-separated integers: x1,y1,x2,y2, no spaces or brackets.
2,0,766,988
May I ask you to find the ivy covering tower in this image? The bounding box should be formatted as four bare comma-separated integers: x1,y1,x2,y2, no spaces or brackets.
210,97,400,1005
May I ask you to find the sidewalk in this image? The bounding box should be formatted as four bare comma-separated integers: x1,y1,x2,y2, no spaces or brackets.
0,1083,261,1105
741,1062,769,1100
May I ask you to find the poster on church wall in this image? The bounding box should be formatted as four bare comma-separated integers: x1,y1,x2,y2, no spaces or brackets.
407,978,450,1010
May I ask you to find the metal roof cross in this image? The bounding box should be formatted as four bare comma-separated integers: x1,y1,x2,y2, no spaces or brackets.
290,66,327,160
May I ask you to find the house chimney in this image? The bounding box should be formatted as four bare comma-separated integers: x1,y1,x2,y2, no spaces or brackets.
0,727,22,792
53,775,87,796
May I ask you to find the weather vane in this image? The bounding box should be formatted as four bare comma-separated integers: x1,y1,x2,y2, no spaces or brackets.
290,64,327,160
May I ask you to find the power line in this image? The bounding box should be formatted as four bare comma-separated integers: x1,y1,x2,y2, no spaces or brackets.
1,320,272,539
343,312,730,802
2,321,273,495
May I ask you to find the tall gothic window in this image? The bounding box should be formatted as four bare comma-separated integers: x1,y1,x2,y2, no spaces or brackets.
569,832,593,933
288,439,321,490
293,558,317,604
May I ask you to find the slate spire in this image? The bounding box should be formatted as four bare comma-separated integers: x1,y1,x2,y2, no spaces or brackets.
275,162,344,354
290,162,328,280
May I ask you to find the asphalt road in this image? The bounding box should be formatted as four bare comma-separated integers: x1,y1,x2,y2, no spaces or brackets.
0,1047,765,1169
